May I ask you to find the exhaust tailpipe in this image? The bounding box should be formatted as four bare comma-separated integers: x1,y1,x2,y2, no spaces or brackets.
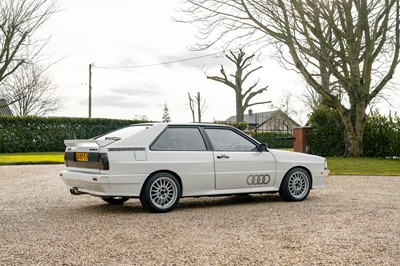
70,187,82,195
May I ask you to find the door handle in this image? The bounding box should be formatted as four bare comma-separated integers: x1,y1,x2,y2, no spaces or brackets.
217,154,229,159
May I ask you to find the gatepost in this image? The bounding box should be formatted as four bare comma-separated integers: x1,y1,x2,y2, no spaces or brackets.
293,127,312,153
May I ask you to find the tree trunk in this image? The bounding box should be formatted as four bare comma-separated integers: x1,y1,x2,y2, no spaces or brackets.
337,102,367,157
344,131,363,157
188,93,196,122
197,92,201,122
236,92,244,122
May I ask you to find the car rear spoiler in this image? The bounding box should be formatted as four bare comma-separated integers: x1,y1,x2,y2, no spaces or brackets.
64,139,115,147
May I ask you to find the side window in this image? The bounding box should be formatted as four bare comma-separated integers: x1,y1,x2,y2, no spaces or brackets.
205,128,257,151
151,127,207,151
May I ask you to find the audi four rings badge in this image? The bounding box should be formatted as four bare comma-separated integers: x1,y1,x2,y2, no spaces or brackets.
246,174,271,185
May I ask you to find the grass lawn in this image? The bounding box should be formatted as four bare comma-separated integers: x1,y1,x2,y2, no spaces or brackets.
0,152,399,176
0,152,64,165
326,157,400,176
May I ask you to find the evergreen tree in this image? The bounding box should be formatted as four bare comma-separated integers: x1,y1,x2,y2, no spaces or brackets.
162,102,171,122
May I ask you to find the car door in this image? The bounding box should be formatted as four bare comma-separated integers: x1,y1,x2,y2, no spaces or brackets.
204,127,276,190
150,126,215,196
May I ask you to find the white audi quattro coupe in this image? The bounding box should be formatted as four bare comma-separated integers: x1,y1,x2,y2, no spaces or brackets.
60,123,329,213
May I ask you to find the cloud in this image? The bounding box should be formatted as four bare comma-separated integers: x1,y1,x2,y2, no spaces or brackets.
105,48,227,71
80,95,148,109
111,87,160,96
158,51,227,70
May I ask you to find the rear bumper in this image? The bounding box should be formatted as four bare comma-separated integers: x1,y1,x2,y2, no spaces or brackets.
60,170,146,197
60,170,111,196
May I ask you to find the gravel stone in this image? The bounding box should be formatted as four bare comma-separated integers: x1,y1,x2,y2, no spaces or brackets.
0,165,399,265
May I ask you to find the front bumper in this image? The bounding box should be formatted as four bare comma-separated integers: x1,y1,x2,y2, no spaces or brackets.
312,169,330,189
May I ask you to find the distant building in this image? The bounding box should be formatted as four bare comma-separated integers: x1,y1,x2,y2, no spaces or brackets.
226,109,299,132
0,99,13,116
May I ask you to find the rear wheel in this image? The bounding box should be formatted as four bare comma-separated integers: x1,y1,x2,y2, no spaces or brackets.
101,196,129,205
279,168,311,201
140,172,181,213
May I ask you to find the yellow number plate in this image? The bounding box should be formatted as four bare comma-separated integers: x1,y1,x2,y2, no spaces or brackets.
75,152,89,162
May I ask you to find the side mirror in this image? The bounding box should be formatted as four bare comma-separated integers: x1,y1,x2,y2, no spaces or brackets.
257,143,268,152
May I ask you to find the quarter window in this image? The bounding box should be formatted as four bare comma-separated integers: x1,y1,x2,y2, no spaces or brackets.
151,127,207,151
205,128,257,151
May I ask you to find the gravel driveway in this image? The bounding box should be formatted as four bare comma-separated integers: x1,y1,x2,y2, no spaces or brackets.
1,165,399,265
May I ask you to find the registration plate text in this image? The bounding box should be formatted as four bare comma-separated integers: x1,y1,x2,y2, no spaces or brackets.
75,152,89,162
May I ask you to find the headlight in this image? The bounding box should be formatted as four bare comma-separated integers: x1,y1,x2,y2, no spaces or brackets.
324,159,328,170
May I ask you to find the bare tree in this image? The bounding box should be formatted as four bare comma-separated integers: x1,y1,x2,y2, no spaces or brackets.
0,63,62,116
188,93,196,122
188,92,207,122
178,0,400,156
300,85,324,112
0,0,58,91
275,90,303,127
206,49,270,122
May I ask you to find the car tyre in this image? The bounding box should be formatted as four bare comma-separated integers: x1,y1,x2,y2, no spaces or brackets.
279,168,311,201
101,196,130,205
140,172,181,213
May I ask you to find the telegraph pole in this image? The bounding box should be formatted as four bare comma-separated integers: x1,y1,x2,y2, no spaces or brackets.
88,63,93,118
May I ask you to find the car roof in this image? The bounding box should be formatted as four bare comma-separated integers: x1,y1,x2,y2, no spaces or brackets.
138,122,234,128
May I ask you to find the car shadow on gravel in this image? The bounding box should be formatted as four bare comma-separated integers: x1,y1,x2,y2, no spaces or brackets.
66,193,325,214
64,194,284,214
176,193,284,211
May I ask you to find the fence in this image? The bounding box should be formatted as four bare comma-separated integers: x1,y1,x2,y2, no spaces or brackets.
252,130,294,151
242,111,297,151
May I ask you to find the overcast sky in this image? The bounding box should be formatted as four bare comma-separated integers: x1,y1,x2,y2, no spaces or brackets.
43,0,400,124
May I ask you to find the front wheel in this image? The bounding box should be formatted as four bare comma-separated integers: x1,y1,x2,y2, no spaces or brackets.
140,172,181,213
101,196,129,205
279,168,311,201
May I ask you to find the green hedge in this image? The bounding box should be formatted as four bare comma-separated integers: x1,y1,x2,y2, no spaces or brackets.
307,107,345,156
363,112,400,158
0,116,147,153
307,107,400,157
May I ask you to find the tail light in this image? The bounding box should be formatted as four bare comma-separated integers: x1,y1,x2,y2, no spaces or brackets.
98,153,109,170
64,152,109,170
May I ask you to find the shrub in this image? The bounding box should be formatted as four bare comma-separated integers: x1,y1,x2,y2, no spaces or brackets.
307,106,345,157
363,111,400,158
307,107,400,158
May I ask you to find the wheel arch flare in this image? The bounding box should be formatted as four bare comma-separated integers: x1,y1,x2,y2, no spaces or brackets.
141,169,183,195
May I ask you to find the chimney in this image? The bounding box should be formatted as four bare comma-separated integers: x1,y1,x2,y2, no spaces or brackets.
248,109,253,116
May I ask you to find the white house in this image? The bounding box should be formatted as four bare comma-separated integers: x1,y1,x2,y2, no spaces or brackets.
226,109,300,132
